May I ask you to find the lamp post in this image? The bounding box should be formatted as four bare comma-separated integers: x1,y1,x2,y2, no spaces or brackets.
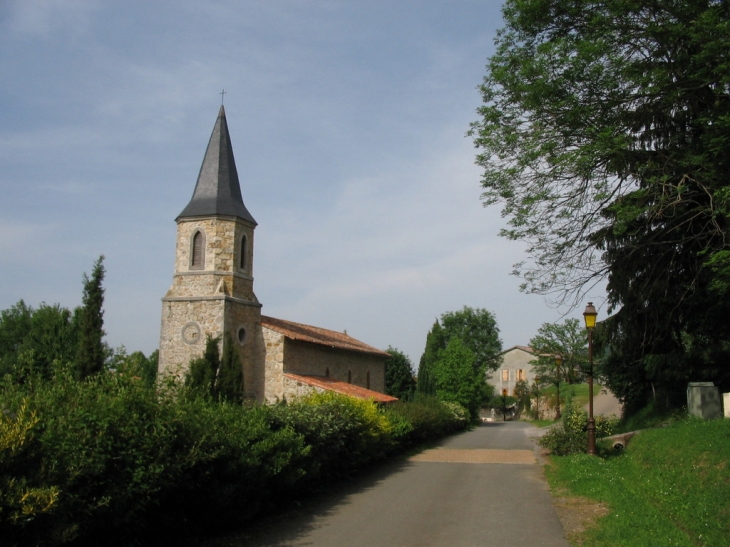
583,302,598,456
555,354,563,419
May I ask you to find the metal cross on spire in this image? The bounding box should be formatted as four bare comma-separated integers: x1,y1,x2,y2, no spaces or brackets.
220,89,226,105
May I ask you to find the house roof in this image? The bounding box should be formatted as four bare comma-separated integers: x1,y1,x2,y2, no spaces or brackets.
177,105,257,224
261,315,390,357
500,345,535,355
283,373,398,404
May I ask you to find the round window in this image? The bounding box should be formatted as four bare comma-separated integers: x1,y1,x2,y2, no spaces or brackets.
237,326,247,345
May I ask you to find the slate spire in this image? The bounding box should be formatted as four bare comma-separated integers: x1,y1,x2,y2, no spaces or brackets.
177,106,257,224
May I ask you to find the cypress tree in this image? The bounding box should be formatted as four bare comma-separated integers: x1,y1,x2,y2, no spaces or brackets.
417,321,445,395
215,333,244,403
75,256,106,380
186,335,220,396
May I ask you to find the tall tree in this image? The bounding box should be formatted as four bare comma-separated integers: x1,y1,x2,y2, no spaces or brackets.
417,307,501,410
385,347,416,400
528,319,587,386
431,337,482,418
416,320,445,395
186,335,221,397
75,256,106,380
440,306,502,373
470,0,730,411
216,333,244,403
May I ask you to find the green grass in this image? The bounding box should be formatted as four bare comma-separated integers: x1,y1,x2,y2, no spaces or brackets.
614,402,687,434
538,383,601,416
546,418,730,546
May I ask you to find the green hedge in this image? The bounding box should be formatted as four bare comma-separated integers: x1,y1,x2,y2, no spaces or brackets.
1,373,468,546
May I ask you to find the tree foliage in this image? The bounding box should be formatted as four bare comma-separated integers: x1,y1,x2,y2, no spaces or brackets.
185,334,244,403
440,306,503,372
385,347,416,400
430,338,483,418
75,256,106,380
416,320,444,396
471,0,730,412
0,301,79,380
186,335,221,397
108,347,158,387
528,319,587,386
417,307,501,416
217,333,244,404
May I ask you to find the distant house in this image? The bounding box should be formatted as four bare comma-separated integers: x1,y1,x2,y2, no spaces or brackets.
487,346,536,397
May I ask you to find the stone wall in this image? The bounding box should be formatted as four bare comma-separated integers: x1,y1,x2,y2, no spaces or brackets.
159,298,226,377
281,375,325,400
283,339,386,393
173,217,255,301
158,215,261,382
262,327,286,402
259,327,387,403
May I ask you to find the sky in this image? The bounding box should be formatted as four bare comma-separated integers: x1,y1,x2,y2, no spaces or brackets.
0,0,607,367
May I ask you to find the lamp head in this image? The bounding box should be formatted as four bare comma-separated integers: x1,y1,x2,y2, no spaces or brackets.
583,302,598,329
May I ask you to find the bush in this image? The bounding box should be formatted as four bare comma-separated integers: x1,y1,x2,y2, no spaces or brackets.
1,376,470,546
385,396,469,444
267,392,397,489
538,396,618,456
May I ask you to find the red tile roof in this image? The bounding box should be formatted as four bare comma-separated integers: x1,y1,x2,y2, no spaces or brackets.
283,373,398,404
261,315,390,357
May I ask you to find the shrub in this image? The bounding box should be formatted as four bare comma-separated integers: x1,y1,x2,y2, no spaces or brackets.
267,392,396,488
1,377,470,546
538,396,618,455
0,399,60,545
385,396,469,444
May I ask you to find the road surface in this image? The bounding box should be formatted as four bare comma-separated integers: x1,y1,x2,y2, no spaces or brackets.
202,422,569,547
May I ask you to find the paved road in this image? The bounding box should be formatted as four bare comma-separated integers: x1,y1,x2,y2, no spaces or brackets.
204,422,569,547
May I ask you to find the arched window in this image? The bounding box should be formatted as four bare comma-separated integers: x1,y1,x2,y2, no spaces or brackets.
325,367,330,378
191,230,205,269
347,370,352,384
366,371,370,390
240,235,247,271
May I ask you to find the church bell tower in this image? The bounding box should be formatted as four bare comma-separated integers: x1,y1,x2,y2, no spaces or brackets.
158,106,262,397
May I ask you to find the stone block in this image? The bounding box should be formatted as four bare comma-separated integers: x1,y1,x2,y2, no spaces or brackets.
687,382,723,420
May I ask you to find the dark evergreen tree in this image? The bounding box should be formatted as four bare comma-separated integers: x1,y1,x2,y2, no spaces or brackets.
216,333,244,403
385,347,416,400
75,256,106,380
416,321,444,395
186,335,220,397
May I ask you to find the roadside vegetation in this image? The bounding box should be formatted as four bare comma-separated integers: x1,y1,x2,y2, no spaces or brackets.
417,306,502,419
0,369,469,547
546,418,730,546
0,260,471,547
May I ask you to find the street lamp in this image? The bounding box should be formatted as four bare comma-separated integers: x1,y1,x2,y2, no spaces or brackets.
555,354,563,419
583,302,598,455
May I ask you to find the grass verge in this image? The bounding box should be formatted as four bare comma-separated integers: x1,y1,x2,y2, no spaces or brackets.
545,418,730,546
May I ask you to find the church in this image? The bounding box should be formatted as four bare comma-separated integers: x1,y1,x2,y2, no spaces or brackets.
158,106,396,404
